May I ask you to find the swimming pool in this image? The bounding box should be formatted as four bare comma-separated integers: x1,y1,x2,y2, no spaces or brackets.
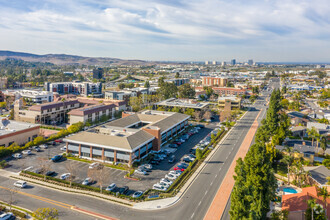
283,187,298,194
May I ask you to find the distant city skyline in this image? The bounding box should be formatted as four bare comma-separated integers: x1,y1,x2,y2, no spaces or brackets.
1,0,330,62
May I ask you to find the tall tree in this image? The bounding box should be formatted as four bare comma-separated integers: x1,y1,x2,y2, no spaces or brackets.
178,83,195,99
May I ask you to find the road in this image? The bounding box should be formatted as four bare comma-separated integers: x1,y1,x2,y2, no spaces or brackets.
0,79,279,220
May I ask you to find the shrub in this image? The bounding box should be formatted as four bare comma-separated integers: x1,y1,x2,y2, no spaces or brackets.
12,209,26,218
0,160,8,168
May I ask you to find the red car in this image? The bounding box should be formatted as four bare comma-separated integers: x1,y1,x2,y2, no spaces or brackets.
173,167,185,171
55,139,63,143
173,141,182,145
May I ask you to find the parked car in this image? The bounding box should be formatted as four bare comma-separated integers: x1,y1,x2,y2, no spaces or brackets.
89,162,103,169
158,181,171,188
118,186,129,195
82,177,93,185
144,164,152,170
168,144,178,148
165,173,177,180
22,150,32,155
196,124,205,128
14,180,27,188
40,144,48,149
60,173,71,180
134,169,147,175
173,141,182,145
45,171,56,176
160,178,173,185
150,160,159,165
12,153,22,159
173,167,185,171
60,146,67,151
169,170,182,177
132,191,143,198
34,168,43,174
47,141,56,145
55,139,63,143
105,183,117,192
153,184,167,191
0,212,14,220
183,156,195,163
168,155,175,163
32,146,41,152
177,163,189,169
51,155,62,162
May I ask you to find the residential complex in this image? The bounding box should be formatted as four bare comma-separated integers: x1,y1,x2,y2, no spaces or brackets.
44,81,102,97
0,117,40,147
202,76,228,87
64,110,190,166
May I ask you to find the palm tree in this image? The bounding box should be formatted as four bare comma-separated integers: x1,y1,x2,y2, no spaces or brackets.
315,133,321,156
317,187,329,217
320,135,327,156
307,199,317,220
307,127,318,147
280,146,294,184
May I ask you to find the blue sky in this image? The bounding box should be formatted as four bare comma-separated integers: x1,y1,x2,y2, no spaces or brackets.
0,0,330,62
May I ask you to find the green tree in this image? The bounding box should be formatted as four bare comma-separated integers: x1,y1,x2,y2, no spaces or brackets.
280,146,295,184
175,72,180,78
270,210,289,220
178,83,195,99
196,148,203,160
0,102,6,109
8,109,14,120
144,81,150,88
320,136,328,155
317,187,329,217
157,82,178,100
203,86,214,97
118,83,125,89
32,208,59,220
129,96,142,112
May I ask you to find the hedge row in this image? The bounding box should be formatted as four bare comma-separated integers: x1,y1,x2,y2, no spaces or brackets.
20,171,142,201
0,205,27,218
0,122,84,159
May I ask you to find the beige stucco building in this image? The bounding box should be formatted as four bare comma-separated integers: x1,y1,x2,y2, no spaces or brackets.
0,117,40,147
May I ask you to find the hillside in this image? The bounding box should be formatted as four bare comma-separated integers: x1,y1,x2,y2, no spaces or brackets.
0,50,155,66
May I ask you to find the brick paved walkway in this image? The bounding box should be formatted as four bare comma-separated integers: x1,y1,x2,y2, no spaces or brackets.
203,111,261,220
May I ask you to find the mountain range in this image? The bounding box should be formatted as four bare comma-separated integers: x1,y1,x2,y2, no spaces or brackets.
0,50,155,66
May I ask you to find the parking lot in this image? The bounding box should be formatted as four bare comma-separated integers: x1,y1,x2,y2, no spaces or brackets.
4,124,215,194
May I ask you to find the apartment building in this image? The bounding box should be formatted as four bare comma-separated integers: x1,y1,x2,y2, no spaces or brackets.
202,77,228,87
165,78,190,86
44,81,102,97
3,89,53,103
105,88,149,102
64,110,190,166
0,117,40,147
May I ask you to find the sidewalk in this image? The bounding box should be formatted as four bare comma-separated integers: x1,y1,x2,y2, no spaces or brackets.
133,110,249,210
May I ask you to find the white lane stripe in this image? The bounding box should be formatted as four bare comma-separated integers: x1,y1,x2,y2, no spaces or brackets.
191,213,195,219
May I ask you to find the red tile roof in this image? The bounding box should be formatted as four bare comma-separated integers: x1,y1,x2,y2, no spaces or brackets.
282,186,330,219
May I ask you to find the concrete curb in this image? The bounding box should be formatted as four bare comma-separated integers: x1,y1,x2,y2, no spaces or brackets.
132,110,249,210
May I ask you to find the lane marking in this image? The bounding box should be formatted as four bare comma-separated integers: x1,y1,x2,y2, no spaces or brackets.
215,174,218,178
191,213,195,219
210,181,213,186
205,190,208,195
198,201,202,206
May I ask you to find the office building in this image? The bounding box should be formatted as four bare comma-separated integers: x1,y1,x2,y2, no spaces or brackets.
3,90,53,104
218,96,241,109
248,59,254,65
0,117,40,147
64,110,190,166
231,59,236,66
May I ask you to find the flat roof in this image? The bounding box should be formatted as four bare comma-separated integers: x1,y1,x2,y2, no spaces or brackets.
64,110,190,152
155,98,209,109
0,118,39,136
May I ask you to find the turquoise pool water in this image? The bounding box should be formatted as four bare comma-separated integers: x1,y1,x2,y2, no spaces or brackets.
283,187,298,194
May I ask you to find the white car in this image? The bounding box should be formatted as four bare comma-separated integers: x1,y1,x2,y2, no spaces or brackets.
22,150,32,155
14,180,27,188
40,144,48,149
160,178,173,185
152,184,167,191
105,183,116,192
158,181,171,188
165,174,177,180
0,212,14,220
88,162,102,169
60,146,67,151
134,169,147,175
60,173,71,180
12,153,22,159
169,170,182,177
82,177,93,185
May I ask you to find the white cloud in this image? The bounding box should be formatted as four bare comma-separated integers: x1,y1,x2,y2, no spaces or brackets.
0,0,330,61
